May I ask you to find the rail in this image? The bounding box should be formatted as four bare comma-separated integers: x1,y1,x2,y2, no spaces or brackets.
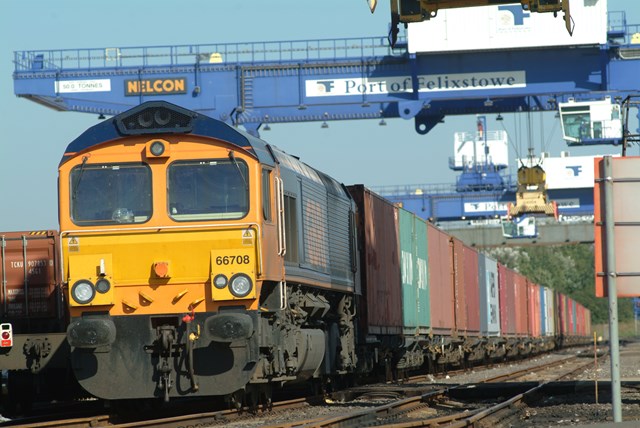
13,35,407,73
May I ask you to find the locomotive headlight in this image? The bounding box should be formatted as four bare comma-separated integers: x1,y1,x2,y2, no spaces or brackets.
229,274,252,298
213,274,228,289
71,280,96,304
149,140,165,156
145,139,170,158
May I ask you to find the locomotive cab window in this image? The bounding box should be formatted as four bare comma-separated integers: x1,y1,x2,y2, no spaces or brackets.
70,163,152,225
284,194,299,263
168,159,249,221
262,169,272,222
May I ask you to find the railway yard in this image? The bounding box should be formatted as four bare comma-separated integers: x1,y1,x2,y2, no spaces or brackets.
2,341,639,427
3,2,640,427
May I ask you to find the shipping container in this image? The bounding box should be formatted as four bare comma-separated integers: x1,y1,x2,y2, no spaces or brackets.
570,299,577,335
575,304,584,336
498,263,517,336
584,306,591,336
478,253,500,336
462,243,480,336
347,186,402,335
556,292,569,337
0,230,64,334
407,0,607,54
514,272,528,336
427,223,455,336
527,281,541,338
398,208,430,334
540,286,556,337
451,238,468,335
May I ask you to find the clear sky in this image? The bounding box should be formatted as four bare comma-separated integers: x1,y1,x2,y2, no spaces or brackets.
1,0,638,232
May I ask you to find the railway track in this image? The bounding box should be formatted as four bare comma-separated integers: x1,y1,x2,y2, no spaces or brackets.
277,356,596,428
5,350,599,428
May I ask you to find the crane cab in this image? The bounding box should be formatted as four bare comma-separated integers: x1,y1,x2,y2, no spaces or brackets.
559,97,623,146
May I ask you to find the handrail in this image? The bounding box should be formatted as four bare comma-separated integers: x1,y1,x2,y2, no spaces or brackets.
372,175,519,197
13,10,639,74
13,35,407,73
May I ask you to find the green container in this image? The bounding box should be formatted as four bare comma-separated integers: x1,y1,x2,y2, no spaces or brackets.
398,208,430,334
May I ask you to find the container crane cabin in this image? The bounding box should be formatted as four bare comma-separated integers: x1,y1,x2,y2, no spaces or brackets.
558,97,624,146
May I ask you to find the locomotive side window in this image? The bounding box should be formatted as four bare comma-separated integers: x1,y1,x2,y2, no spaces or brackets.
70,163,151,225
168,159,249,221
262,169,272,222
284,194,299,263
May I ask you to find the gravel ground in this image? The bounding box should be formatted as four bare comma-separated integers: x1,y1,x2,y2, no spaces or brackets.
575,340,640,382
423,341,640,427
507,341,640,427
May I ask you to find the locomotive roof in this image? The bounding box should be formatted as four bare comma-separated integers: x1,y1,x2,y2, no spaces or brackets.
60,101,276,167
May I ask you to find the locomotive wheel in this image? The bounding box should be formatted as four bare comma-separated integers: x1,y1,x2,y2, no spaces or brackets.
245,386,260,412
227,389,244,410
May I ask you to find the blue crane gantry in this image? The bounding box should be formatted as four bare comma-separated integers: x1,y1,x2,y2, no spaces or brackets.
10,4,640,243
12,9,640,140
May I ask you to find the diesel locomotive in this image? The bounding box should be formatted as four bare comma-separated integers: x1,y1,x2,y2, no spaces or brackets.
2,101,591,409
58,101,359,404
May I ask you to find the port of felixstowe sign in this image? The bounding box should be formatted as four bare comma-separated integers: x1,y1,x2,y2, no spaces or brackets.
305,71,525,97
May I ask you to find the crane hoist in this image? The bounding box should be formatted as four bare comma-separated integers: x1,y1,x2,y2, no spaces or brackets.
501,150,558,239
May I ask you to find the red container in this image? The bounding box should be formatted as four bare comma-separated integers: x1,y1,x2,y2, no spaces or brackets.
427,224,455,336
0,231,62,332
527,281,541,338
347,186,402,335
575,304,584,336
569,298,576,335
462,243,480,336
556,292,569,337
514,271,528,336
498,263,517,336
451,238,468,335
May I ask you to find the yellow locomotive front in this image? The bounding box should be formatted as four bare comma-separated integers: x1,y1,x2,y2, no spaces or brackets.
59,102,282,401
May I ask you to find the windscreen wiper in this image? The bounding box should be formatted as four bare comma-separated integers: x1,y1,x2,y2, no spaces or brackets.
72,156,90,201
228,151,248,190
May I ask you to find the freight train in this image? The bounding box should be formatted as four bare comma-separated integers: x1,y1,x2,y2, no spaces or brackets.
0,101,591,410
